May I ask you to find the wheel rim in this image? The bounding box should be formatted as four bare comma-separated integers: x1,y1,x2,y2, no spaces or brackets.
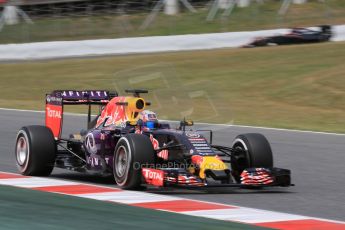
115,146,129,178
233,145,248,169
231,140,250,182
16,136,28,166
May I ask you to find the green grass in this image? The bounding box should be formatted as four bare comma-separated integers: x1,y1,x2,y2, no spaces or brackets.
0,41,344,133
0,0,344,44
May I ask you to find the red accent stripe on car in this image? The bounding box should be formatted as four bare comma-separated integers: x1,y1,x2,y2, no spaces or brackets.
0,172,28,179
32,184,121,194
131,200,235,212
256,219,345,230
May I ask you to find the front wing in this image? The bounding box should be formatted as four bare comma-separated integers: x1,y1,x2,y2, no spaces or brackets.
141,167,292,188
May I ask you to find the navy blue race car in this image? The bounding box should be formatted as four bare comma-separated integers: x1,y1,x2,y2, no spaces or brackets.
15,89,292,190
243,25,332,48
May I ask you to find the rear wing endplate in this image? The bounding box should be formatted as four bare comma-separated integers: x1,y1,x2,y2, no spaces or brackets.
45,90,117,139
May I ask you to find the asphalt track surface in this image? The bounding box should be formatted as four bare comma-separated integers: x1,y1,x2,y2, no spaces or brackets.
0,109,344,221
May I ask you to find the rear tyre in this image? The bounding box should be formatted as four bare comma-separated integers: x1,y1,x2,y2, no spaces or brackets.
231,133,273,182
15,125,56,176
113,134,154,190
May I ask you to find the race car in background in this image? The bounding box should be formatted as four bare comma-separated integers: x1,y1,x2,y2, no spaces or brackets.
15,89,292,190
243,25,332,48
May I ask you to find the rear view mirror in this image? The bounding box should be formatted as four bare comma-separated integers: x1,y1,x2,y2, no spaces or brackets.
180,120,194,127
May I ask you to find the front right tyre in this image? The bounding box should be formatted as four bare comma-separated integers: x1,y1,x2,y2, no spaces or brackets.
231,133,273,182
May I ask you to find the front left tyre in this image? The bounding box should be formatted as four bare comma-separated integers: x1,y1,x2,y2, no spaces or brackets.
15,125,56,176
113,134,155,190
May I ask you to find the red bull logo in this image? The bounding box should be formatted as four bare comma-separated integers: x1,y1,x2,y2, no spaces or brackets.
96,96,146,127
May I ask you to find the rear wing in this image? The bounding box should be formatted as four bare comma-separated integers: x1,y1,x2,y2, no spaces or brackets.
45,90,117,139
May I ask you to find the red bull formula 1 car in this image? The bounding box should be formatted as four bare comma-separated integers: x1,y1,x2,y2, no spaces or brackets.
15,89,292,189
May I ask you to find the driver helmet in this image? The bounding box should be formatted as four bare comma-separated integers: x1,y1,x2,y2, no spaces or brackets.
139,110,158,129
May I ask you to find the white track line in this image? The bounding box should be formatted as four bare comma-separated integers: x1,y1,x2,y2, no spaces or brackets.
1,107,344,136
78,190,182,204
0,177,77,187
182,208,308,223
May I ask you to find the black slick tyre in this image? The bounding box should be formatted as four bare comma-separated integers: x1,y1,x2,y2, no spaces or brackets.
15,125,56,176
113,134,154,189
231,133,273,182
